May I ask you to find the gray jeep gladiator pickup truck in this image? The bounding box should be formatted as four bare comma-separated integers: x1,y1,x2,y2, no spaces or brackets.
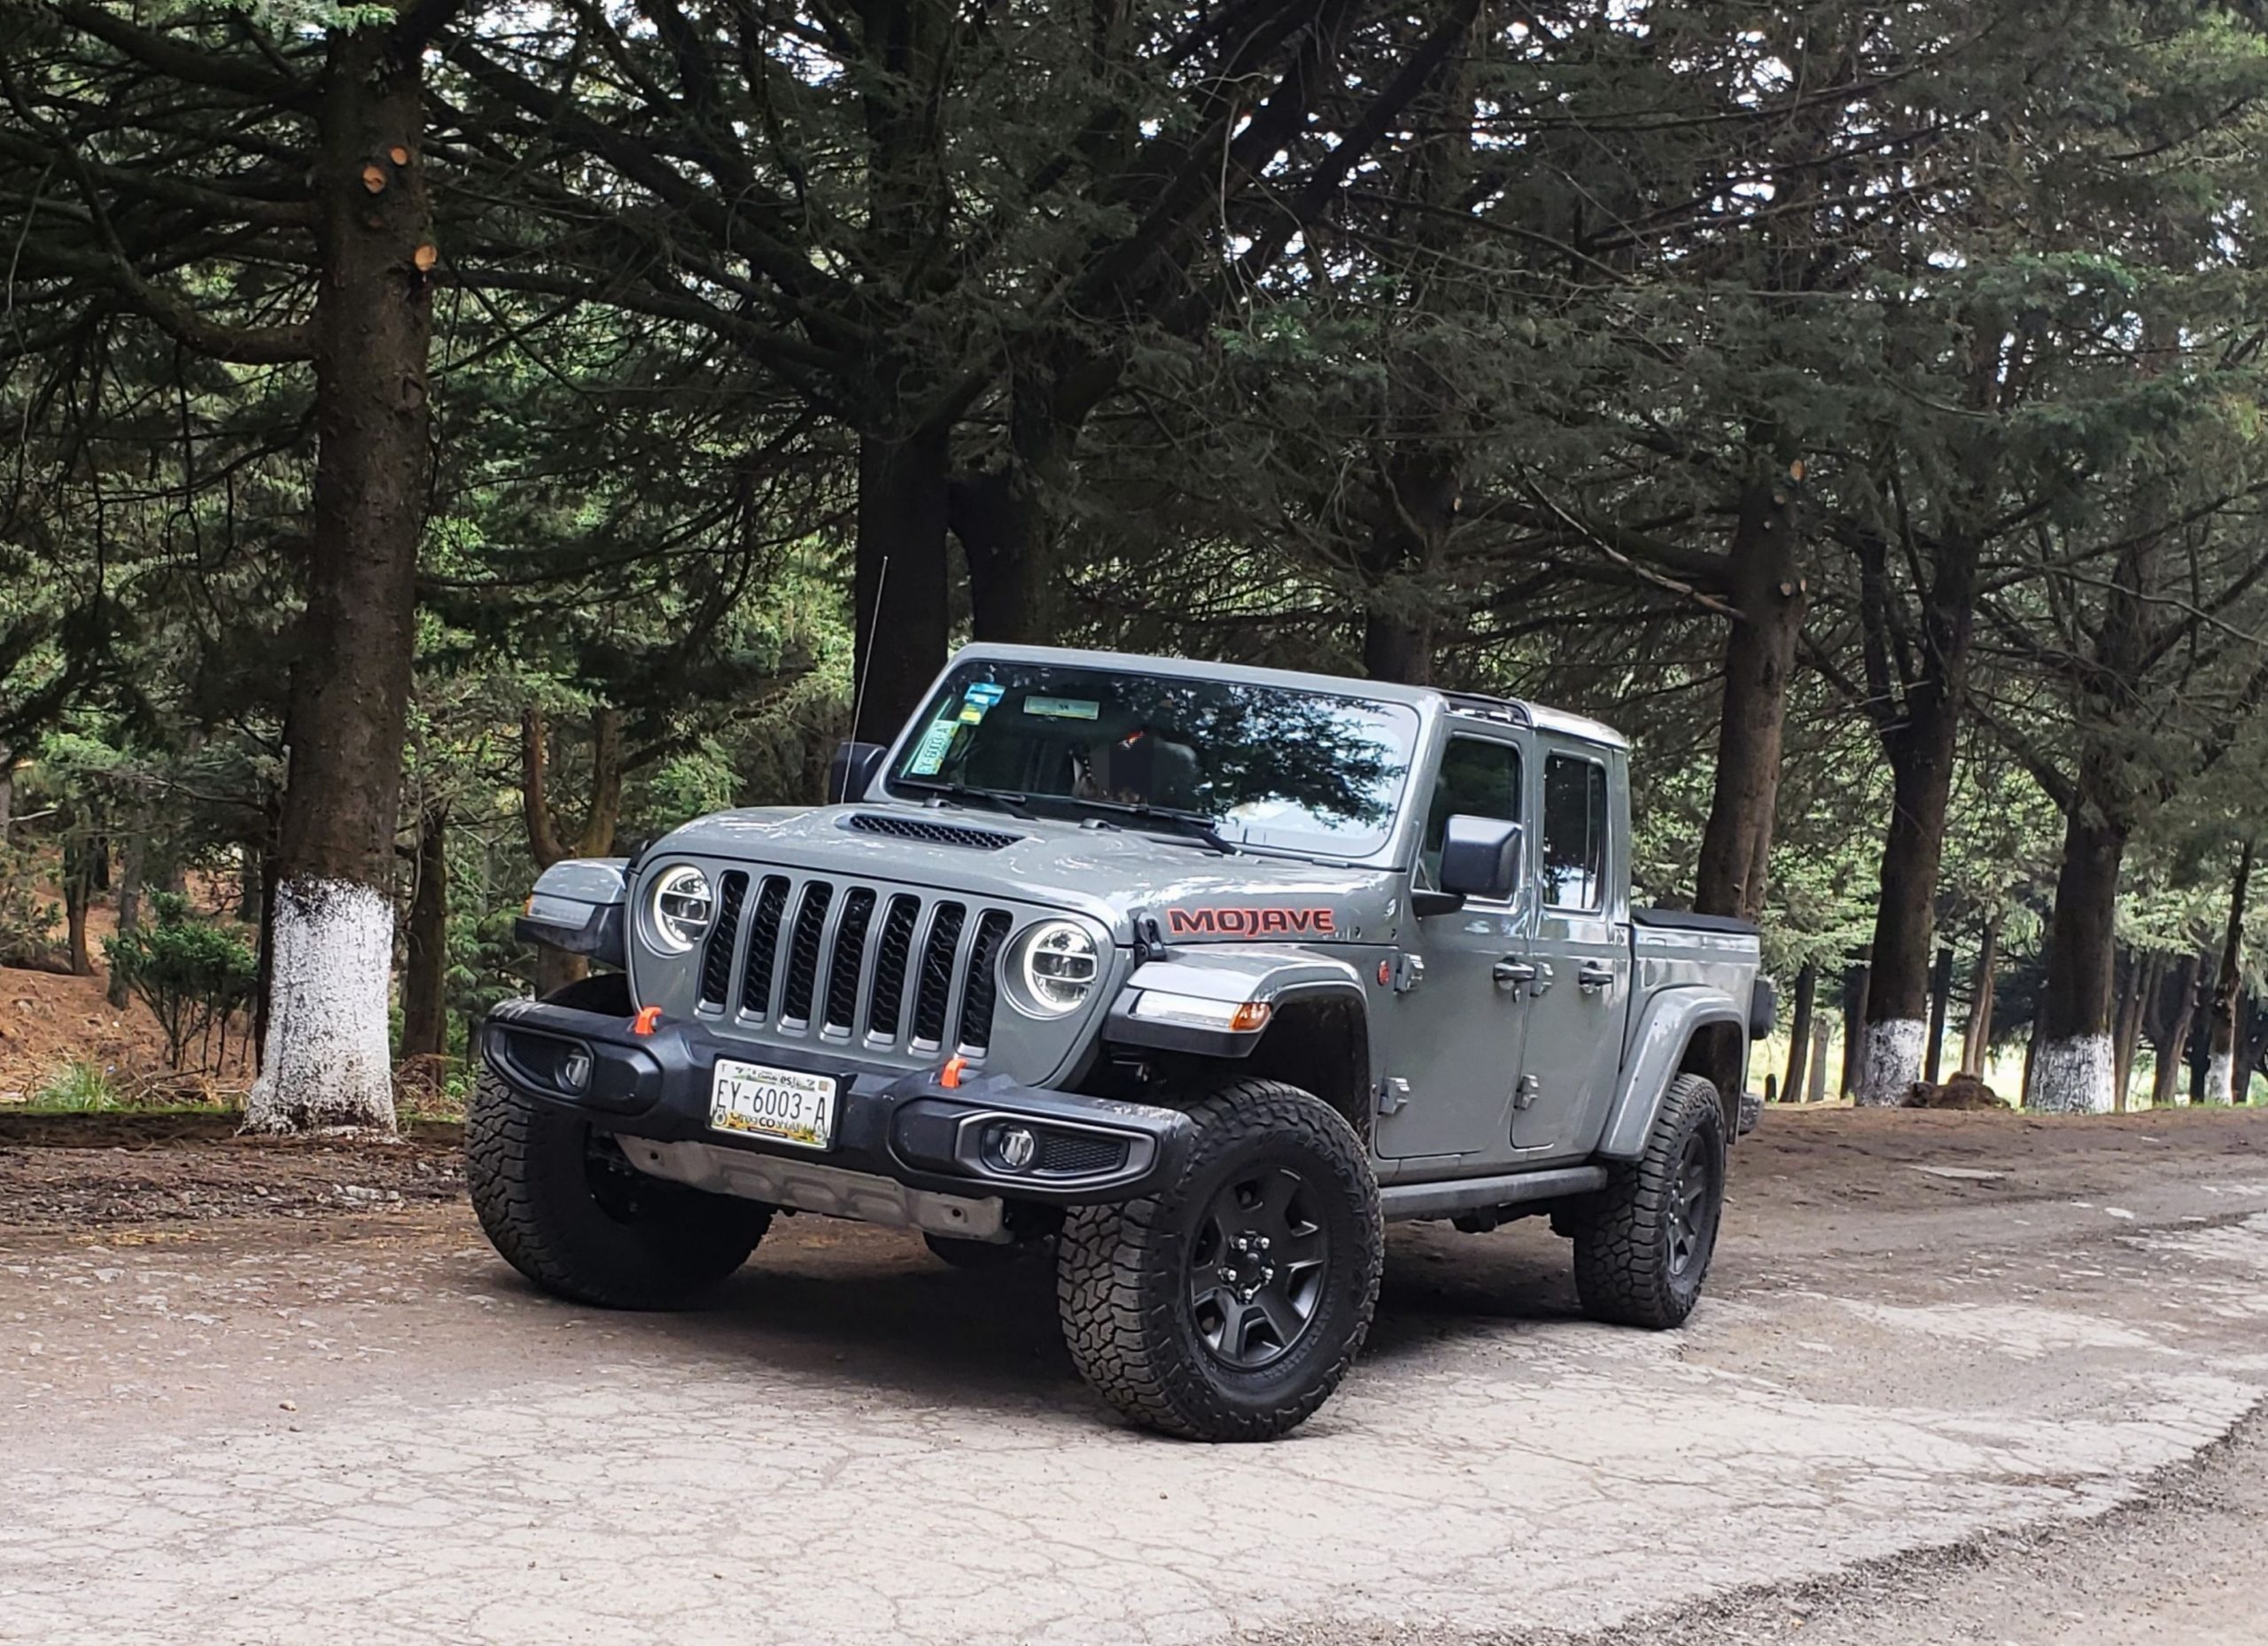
470,644,1770,1440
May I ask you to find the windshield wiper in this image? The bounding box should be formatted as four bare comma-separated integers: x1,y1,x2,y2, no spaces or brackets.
889,777,1034,819
1039,796,1236,853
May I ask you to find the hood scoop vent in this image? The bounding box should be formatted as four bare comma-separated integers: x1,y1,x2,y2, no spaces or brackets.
843,813,1022,851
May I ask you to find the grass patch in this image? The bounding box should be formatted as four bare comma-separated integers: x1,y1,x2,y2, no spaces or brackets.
32,1060,119,1112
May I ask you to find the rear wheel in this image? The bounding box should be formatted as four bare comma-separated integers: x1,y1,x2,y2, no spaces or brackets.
1055,1079,1381,1441
465,973,769,1307
1570,1072,1725,1328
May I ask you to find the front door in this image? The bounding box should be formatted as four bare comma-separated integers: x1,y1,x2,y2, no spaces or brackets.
1511,743,1634,1157
1377,731,1533,1161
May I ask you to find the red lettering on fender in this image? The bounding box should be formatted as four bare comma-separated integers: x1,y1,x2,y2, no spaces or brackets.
1167,906,1337,938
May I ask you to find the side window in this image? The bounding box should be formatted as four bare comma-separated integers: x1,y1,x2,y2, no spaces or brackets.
1421,736,1520,890
1542,755,1608,911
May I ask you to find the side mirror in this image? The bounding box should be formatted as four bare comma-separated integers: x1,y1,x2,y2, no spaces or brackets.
827,740,889,803
1437,815,1522,902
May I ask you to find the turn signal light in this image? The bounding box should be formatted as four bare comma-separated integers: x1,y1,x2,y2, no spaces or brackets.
1229,1002,1272,1033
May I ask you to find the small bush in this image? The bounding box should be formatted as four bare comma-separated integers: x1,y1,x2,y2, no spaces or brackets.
105,893,258,1072
34,1060,116,1112
0,842,61,968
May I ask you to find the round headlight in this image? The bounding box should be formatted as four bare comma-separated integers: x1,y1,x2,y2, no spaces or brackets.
647,865,713,953
1017,920,1099,1016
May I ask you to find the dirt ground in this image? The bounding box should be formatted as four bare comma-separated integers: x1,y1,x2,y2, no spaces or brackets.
4,1106,2267,1645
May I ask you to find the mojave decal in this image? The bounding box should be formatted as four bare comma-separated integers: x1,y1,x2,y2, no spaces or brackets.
1167,905,1337,937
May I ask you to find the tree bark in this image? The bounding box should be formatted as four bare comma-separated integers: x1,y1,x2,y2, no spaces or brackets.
1923,943,1953,1084
61,838,93,977
1783,959,1818,1102
2150,951,2203,1109
400,804,449,1060
105,825,145,1009
1960,915,2000,1075
2025,793,2128,1114
245,20,436,1134
852,426,952,744
2205,841,2253,1105
1806,1018,1831,1103
2112,950,2161,1112
1838,948,1871,1099
519,707,625,996
1855,526,1977,1102
1694,477,1804,920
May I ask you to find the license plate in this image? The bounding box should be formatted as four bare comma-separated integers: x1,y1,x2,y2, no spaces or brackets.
709,1059,837,1150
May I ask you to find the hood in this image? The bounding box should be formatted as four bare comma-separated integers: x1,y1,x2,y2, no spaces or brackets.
651,804,1405,945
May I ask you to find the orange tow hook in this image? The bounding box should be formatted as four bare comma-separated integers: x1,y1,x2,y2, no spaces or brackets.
630,1005,664,1037
939,1054,967,1091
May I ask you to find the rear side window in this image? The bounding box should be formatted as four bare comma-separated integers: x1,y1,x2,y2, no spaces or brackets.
1542,755,1608,910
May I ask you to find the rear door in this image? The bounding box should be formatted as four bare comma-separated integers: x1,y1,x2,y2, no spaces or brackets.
1511,741,1633,1157
1376,729,1533,1161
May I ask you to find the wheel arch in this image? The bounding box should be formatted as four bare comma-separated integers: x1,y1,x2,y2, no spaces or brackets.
1596,987,1747,1160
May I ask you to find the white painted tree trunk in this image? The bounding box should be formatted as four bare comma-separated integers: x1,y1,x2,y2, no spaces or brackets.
1853,1019,1926,1106
2204,1052,2235,1107
2025,1035,2114,1114
243,877,397,1133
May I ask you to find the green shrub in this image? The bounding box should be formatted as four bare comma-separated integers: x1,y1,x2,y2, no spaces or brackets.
34,1060,116,1112
0,842,61,968
104,893,258,1072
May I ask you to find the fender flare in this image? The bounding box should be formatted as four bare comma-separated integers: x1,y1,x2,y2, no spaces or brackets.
1103,948,1368,1058
1596,985,1748,1160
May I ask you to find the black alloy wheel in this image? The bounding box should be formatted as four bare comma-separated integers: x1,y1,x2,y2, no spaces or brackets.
1186,1164,1330,1370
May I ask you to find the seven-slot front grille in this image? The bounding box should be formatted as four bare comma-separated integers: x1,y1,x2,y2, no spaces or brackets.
705,872,1029,1058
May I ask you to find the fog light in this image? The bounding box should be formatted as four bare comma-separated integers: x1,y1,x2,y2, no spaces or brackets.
557,1049,592,1092
996,1125,1037,1170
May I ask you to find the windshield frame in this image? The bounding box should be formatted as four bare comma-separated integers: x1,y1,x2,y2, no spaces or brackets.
875,656,1427,865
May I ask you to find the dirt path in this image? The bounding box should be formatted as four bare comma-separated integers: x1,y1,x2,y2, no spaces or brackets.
2,1109,2264,1645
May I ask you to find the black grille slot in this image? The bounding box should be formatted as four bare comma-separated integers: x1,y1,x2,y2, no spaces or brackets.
866,894,920,1040
912,902,967,1045
955,911,1015,1051
1038,1131,1130,1176
825,889,876,1032
781,881,835,1023
740,875,790,1016
845,814,1021,850
697,871,749,1007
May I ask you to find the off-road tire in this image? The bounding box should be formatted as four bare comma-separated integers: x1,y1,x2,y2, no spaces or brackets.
1055,1079,1382,1442
1570,1071,1725,1329
465,973,768,1308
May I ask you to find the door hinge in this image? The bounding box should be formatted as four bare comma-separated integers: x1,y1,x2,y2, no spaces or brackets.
1378,1077,1412,1116
1512,1073,1540,1112
1392,952,1425,993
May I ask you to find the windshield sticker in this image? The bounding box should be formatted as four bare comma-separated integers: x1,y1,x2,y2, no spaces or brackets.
1024,695,1100,721
965,681,1006,705
1168,906,1337,937
905,719,959,775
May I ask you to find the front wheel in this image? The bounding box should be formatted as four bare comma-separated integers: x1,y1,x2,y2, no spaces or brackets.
1570,1071,1725,1328
1055,1079,1382,1441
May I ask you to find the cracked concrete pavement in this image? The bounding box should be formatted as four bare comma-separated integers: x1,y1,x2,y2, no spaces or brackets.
2,1111,2265,1644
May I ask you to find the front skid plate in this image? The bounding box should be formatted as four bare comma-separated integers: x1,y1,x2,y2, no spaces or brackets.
617,1136,1008,1242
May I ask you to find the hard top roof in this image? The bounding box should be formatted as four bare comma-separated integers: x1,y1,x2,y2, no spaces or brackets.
946,644,1628,749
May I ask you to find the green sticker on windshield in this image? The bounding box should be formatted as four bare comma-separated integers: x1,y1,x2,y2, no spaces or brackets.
1024,695,1099,720
906,719,959,775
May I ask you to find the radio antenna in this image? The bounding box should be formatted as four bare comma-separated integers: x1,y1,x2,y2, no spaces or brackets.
842,553,888,802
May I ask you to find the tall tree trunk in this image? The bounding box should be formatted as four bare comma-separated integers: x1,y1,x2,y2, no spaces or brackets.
1694,477,1804,919
1923,943,1953,1084
237,840,263,925
2150,952,2203,1108
400,804,449,1060
519,707,623,996
2113,950,2161,1112
105,825,145,1009
1806,1018,1831,1103
1855,531,1977,1101
1783,959,1818,1102
2205,841,2253,1105
852,426,951,743
1838,948,1871,1099
0,757,12,842
62,837,93,977
246,20,435,1134
2025,791,2128,1114
1960,915,2000,1075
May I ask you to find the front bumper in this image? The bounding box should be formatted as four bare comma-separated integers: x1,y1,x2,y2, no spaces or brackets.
479,998,1194,1209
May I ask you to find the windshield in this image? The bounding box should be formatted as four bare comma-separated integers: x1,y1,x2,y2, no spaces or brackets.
884,661,1420,857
